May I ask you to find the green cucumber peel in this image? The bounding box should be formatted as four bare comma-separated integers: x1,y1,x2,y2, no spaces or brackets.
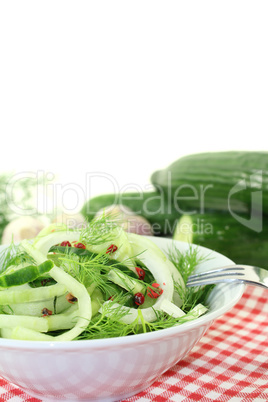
0,260,54,288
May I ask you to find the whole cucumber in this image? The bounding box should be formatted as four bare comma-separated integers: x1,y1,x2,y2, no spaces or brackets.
151,151,268,214
173,212,268,269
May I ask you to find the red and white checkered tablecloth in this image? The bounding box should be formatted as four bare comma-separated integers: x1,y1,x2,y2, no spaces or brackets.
0,285,267,402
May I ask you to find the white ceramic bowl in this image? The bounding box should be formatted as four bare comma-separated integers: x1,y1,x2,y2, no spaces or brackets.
0,238,244,402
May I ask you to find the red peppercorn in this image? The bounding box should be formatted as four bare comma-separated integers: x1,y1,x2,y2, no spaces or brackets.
60,241,72,247
41,278,52,287
66,293,78,304
135,267,145,280
106,244,118,254
74,242,86,249
41,308,53,317
134,292,145,305
147,283,163,299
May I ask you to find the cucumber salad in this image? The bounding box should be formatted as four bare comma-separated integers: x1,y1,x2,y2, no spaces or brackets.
0,217,212,341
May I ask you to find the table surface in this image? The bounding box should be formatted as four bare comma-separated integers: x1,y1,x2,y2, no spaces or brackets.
0,285,267,402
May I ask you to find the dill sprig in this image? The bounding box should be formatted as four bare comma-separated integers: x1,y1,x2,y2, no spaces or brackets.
167,244,214,312
167,244,207,283
77,313,135,339
137,309,180,333
76,294,137,339
79,215,118,246
58,250,124,298
0,241,35,273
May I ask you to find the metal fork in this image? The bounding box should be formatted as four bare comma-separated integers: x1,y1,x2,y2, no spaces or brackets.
186,264,268,289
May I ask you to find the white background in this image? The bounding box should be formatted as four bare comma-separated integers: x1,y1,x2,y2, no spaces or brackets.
0,1,268,214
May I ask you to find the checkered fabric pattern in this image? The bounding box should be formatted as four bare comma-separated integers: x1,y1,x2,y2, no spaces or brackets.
0,285,267,402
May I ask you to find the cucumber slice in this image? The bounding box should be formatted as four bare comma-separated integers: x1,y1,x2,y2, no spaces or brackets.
107,268,146,295
0,260,54,288
173,215,194,243
0,283,67,305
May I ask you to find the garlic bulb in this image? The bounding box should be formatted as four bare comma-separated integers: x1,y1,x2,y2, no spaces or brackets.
95,205,154,236
2,216,45,244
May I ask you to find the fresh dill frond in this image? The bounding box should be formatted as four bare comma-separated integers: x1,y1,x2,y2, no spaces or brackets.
76,294,138,339
77,298,207,340
167,243,214,312
58,250,119,298
0,241,35,272
137,309,180,333
79,215,118,246
0,241,17,272
174,281,214,312
168,244,208,283
76,313,135,339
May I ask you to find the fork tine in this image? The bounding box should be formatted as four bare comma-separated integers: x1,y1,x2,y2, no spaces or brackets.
186,264,268,289
188,266,244,279
186,275,244,287
186,265,245,287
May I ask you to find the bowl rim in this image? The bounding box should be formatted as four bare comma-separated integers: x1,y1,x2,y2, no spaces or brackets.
0,238,245,350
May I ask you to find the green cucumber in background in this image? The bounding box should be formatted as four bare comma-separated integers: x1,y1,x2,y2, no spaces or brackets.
81,151,268,267
151,151,268,214
173,212,268,269
81,191,180,236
